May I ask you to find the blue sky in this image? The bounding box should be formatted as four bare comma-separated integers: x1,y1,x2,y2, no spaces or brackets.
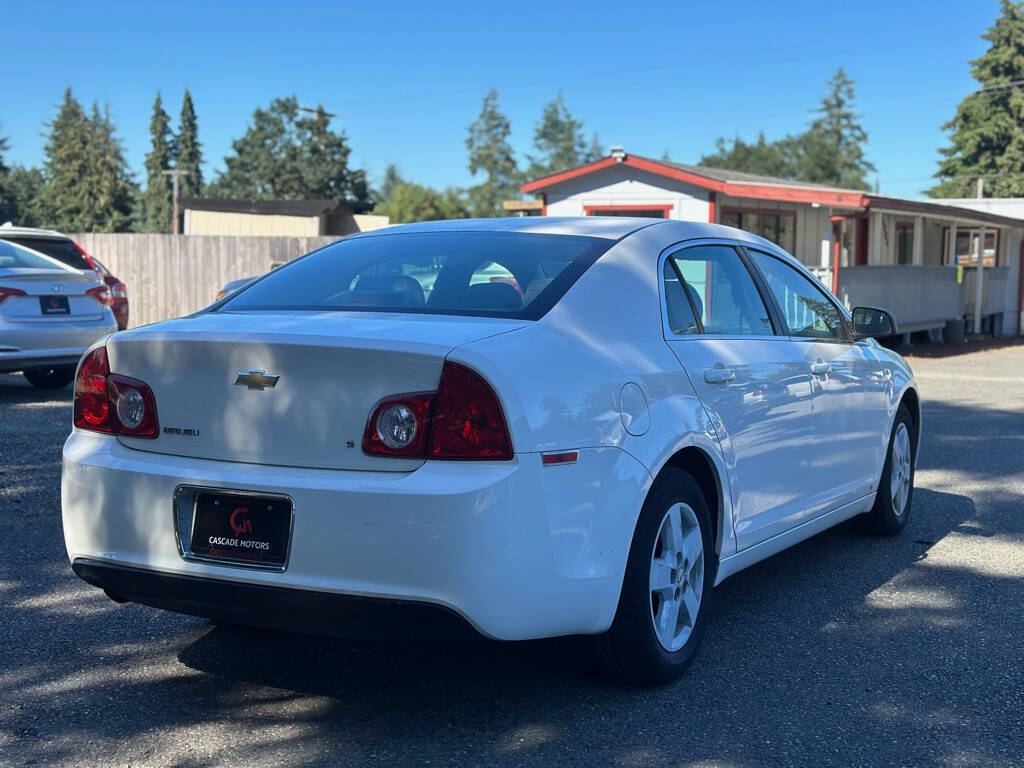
1,0,1001,198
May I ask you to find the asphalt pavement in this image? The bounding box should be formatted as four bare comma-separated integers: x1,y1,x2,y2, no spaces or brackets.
1,344,1022,767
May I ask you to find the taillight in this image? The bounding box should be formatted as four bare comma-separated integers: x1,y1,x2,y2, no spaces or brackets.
73,348,112,433
362,392,435,457
110,281,127,299
73,346,159,438
86,285,112,306
0,286,27,303
429,362,512,460
362,362,513,461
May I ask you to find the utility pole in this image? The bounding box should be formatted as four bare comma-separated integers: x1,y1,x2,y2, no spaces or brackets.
162,169,189,235
973,176,985,336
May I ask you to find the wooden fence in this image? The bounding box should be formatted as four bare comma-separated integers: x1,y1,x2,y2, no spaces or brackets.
72,234,339,327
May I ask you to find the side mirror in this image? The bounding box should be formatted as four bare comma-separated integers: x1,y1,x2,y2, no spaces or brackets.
852,306,897,338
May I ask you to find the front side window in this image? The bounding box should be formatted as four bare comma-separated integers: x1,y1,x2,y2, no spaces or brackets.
663,245,773,336
749,250,845,340
224,232,613,320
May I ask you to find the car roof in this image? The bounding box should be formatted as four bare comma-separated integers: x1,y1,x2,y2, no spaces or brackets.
0,224,71,240
350,216,661,241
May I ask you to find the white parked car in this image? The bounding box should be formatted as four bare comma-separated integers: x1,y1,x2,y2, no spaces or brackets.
0,238,118,388
62,218,918,683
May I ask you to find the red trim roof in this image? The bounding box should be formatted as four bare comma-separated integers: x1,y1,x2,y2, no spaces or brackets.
521,153,868,208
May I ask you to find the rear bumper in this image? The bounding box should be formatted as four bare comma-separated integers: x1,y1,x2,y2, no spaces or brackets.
72,558,479,640
62,431,650,640
0,317,116,372
0,348,88,373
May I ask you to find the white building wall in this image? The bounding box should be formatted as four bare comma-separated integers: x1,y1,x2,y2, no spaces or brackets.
543,166,711,221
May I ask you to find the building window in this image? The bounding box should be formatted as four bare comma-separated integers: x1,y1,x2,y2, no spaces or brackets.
896,222,914,265
720,209,797,254
954,230,998,266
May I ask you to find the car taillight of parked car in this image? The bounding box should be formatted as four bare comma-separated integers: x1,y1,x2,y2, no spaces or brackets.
73,346,159,438
110,282,127,299
362,361,513,461
86,285,112,306
0,286,27,303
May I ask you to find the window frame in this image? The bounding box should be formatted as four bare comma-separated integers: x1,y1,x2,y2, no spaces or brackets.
740,246,855,344
719,207,797,254
658,239,784,341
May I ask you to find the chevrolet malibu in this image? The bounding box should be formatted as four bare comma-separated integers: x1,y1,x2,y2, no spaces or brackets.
62,218,919,683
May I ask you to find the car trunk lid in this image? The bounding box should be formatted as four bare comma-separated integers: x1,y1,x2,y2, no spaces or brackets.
106,310,527,471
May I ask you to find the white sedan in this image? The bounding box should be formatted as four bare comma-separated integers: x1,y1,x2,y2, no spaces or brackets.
62,217,918,683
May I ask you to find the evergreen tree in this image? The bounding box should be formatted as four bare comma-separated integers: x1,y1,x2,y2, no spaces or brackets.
378,163,404,204
0,135,12,222
176,88,203,198
375,182,469,223
85,104,135,231
208,97,367,202
796,67,874,189
465,89,520,217
528,93,590,177
2,166,45,226
931,0,1024,197
584,132,605,163
700,133,801,178
35,88,93,229
143,93,173,232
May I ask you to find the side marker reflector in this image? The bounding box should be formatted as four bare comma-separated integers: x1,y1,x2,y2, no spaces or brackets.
542,451,579,466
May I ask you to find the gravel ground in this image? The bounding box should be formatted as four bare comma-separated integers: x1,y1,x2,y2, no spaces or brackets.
1,345,1022,767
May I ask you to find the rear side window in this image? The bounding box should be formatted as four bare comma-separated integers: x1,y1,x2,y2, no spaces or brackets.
664,245,773,336
0,236,92,271
0,239,68,270
224,231,614,320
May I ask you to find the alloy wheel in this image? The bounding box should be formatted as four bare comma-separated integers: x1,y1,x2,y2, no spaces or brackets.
649,502,704,652
890,422,912,517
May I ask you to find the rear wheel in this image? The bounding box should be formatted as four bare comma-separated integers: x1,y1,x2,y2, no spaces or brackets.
23,365,76,389
601,468,714,685
859,404,916,535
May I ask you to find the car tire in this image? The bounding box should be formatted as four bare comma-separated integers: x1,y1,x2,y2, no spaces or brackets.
601,468,715,685
23,365,76,390
859,404,916,536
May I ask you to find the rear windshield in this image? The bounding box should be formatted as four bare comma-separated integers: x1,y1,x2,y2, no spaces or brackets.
0,236,91,271
0,239,69,271
222,231,613,320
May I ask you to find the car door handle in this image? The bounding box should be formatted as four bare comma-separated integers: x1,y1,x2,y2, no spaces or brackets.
704,367,735,384
810,362,832,376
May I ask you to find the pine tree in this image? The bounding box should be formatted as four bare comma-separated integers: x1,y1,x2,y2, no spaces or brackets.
208,97,367,202
465,89,519,217
85,104,135,231
528,93,589,177
931,0,1024,197
143,93,173,232
176,88,203,198
35,88,93,229
2,166,45,226
797,68,874,189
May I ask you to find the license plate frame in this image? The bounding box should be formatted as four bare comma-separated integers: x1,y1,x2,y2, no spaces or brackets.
39,296,70,315
173,486,294,572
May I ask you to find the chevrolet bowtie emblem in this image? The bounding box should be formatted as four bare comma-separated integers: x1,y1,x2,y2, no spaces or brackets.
234,369,280,391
